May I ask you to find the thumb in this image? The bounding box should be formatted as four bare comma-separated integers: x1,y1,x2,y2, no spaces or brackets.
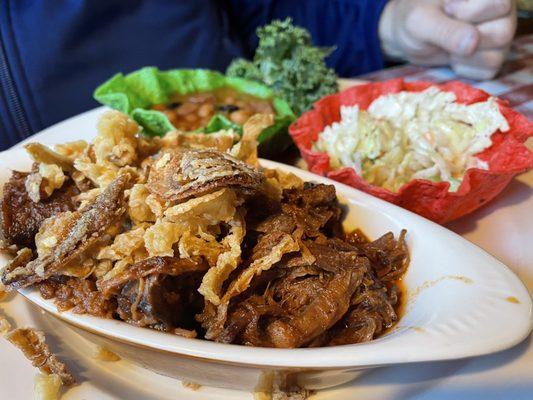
407,6,479,56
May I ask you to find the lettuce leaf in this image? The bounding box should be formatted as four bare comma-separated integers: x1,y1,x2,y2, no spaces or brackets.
93,67,295,156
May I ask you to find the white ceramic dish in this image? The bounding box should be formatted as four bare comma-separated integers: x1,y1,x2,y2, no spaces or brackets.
0,108,531,393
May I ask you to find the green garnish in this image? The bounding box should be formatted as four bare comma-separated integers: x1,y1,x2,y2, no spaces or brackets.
227,18,338,115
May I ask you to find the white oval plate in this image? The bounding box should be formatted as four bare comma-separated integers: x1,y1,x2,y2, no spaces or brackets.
0,107,532,389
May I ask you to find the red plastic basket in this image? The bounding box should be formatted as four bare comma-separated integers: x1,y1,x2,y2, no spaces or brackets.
289,79,533,224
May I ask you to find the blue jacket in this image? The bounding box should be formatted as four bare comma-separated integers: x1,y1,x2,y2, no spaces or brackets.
0,0,387,150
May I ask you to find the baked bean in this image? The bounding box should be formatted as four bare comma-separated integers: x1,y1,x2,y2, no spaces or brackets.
229,110,251,125
198,103,215,118
151,87,274,132
185,113,198,123
224,96,236,104
177,102,198,116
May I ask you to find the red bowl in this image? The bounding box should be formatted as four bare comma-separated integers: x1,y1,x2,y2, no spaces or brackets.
289,79,533,224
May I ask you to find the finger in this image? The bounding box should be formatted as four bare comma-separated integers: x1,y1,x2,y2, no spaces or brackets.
406,6,479,56
396,30,449,60
477,14,517,49
451,49,507,79
444,0,513,24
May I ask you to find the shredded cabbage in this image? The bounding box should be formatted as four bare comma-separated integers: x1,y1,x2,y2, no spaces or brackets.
314,87,509,192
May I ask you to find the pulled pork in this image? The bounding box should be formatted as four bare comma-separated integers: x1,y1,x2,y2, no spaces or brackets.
1,171,78,249
206,183,407,347
0,110,408,348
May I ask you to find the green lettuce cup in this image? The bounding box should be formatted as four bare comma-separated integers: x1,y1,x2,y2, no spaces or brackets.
93,67,296,156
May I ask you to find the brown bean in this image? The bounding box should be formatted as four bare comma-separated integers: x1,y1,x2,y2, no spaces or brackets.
177,102,198,116
153,87,274,132
198,103,215,118
229,110,251,125
224,95,236,104
185,113,198,123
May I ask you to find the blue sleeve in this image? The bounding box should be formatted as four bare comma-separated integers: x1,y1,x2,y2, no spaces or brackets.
0,1,243,151
0,0,388,150
224,0,389,77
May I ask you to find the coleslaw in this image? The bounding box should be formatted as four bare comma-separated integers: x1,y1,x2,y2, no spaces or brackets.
313,87,509,192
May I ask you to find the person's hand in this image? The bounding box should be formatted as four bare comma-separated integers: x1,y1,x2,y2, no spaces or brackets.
379,0,517,79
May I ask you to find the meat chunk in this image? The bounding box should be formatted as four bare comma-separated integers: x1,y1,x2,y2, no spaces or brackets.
216,239,368,348
264,266,362,348
1,173,133,290
305,239,363,272
110,257,208,330
98,256,209,296
1,171,78,248
282,182,343,238
356,230,409,281
317,285,398,346
201,230,299,340
251,182,343,239
283,181,337,208
39,277,117,318
117,275,187,329
308,233,408,347
147,149,264,203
